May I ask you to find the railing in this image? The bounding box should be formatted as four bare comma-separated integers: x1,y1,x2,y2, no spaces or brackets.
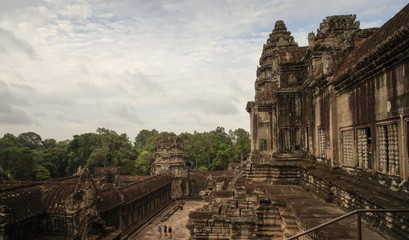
286,209,409,240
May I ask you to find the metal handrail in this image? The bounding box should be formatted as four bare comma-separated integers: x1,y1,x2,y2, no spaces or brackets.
286,209,409,240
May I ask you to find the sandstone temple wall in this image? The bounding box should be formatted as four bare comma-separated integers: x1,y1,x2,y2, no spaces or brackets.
243,4,409,239
246,3,409,179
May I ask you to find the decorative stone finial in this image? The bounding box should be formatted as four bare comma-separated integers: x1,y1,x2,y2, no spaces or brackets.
273,20,287,33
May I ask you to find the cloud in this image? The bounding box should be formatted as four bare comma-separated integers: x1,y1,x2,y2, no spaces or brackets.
0,27,38,59
116,69,161,97
105,102,144,124
0,80,33,125
360,20,383,29
0,0,407,140
183,96,239,115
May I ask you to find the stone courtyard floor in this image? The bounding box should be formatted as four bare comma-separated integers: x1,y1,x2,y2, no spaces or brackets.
130,200,206,240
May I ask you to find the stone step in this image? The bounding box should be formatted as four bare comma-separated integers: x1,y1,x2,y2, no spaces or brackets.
266,185,392,240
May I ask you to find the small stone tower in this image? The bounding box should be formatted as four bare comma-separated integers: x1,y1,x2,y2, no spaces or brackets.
151,137,189,198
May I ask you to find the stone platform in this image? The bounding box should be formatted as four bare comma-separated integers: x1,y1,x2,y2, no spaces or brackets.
130,200,207,240
187,181,394,239
266,185,393,240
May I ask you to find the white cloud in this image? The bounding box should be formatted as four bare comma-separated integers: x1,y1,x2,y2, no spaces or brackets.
0,0,407,140
0,27,38,59
0,80,33,125
360,20,383,29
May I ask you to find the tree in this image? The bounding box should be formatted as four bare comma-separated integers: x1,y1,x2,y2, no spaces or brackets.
232,128,251,161
181,131,213,170
41,147,67,178
209,143,234,170
18,132,43,149
198,166,208,171
135,150,154,175
0,133,21,148
134,129,159,149
43,138,57,148
0,146,35,180
87,147,108,170
0,127,250,180
66,133,99,174
214,126,232,145
34,165,51,181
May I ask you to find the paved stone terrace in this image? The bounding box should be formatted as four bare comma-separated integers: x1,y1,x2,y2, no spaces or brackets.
130,200,206,240
266,185,393,239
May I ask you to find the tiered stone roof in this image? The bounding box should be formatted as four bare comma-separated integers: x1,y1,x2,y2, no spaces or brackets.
0,182,45,224
332,3,409,92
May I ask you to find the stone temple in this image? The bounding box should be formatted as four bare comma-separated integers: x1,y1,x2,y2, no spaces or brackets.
190,4,409,239
1,4,409,240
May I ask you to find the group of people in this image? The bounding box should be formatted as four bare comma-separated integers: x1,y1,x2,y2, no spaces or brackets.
158,224,173,238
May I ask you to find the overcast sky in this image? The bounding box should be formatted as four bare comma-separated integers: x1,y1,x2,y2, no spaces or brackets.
0,0,407,141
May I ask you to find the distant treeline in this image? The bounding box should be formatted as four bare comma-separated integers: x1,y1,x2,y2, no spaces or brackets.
0,127,250,181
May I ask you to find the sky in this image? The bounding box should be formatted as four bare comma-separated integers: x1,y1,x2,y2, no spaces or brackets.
0,0,408,141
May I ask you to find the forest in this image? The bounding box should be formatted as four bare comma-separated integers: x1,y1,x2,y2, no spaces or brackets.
0,127,250,181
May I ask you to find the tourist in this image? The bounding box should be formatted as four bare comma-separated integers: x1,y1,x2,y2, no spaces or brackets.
158,226,162,238
169,226,173,238
164,224,167,237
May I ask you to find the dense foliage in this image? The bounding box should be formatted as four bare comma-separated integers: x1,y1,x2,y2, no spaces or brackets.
0,127,250,180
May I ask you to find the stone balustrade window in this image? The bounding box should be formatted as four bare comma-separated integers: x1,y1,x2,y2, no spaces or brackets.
304,127,309,151
260,139,267,151
356,127,372,169
282,128,291,152
295,128,301,150
341,129,354,167
319,128,326,157
376,123,399,175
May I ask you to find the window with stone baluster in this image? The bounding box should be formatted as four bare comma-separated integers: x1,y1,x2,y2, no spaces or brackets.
318,128,326,158
356,127,372,169
376,123,399,175
341,129,354,167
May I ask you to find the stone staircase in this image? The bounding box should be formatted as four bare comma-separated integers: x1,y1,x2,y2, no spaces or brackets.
265,185,393,240
241,152,303,184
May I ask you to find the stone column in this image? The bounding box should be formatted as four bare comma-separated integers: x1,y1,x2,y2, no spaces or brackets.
329,85,339,166
400,115,408,179
269,111,273,151
253,107,259,151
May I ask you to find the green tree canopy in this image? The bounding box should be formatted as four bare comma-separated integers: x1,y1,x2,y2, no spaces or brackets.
18,132,43,149
0,127,250,180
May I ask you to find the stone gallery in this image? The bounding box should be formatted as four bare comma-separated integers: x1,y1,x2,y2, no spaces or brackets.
1,3,409,240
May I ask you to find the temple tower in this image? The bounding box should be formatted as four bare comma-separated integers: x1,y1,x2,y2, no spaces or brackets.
151,137,189,198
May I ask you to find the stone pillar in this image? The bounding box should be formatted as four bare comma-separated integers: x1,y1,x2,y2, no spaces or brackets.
272,107,278,153
400,115,408,179
329,85,339,166
314,91,321,157
253,107,259,151
269,111,273,151
246,101,257,152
